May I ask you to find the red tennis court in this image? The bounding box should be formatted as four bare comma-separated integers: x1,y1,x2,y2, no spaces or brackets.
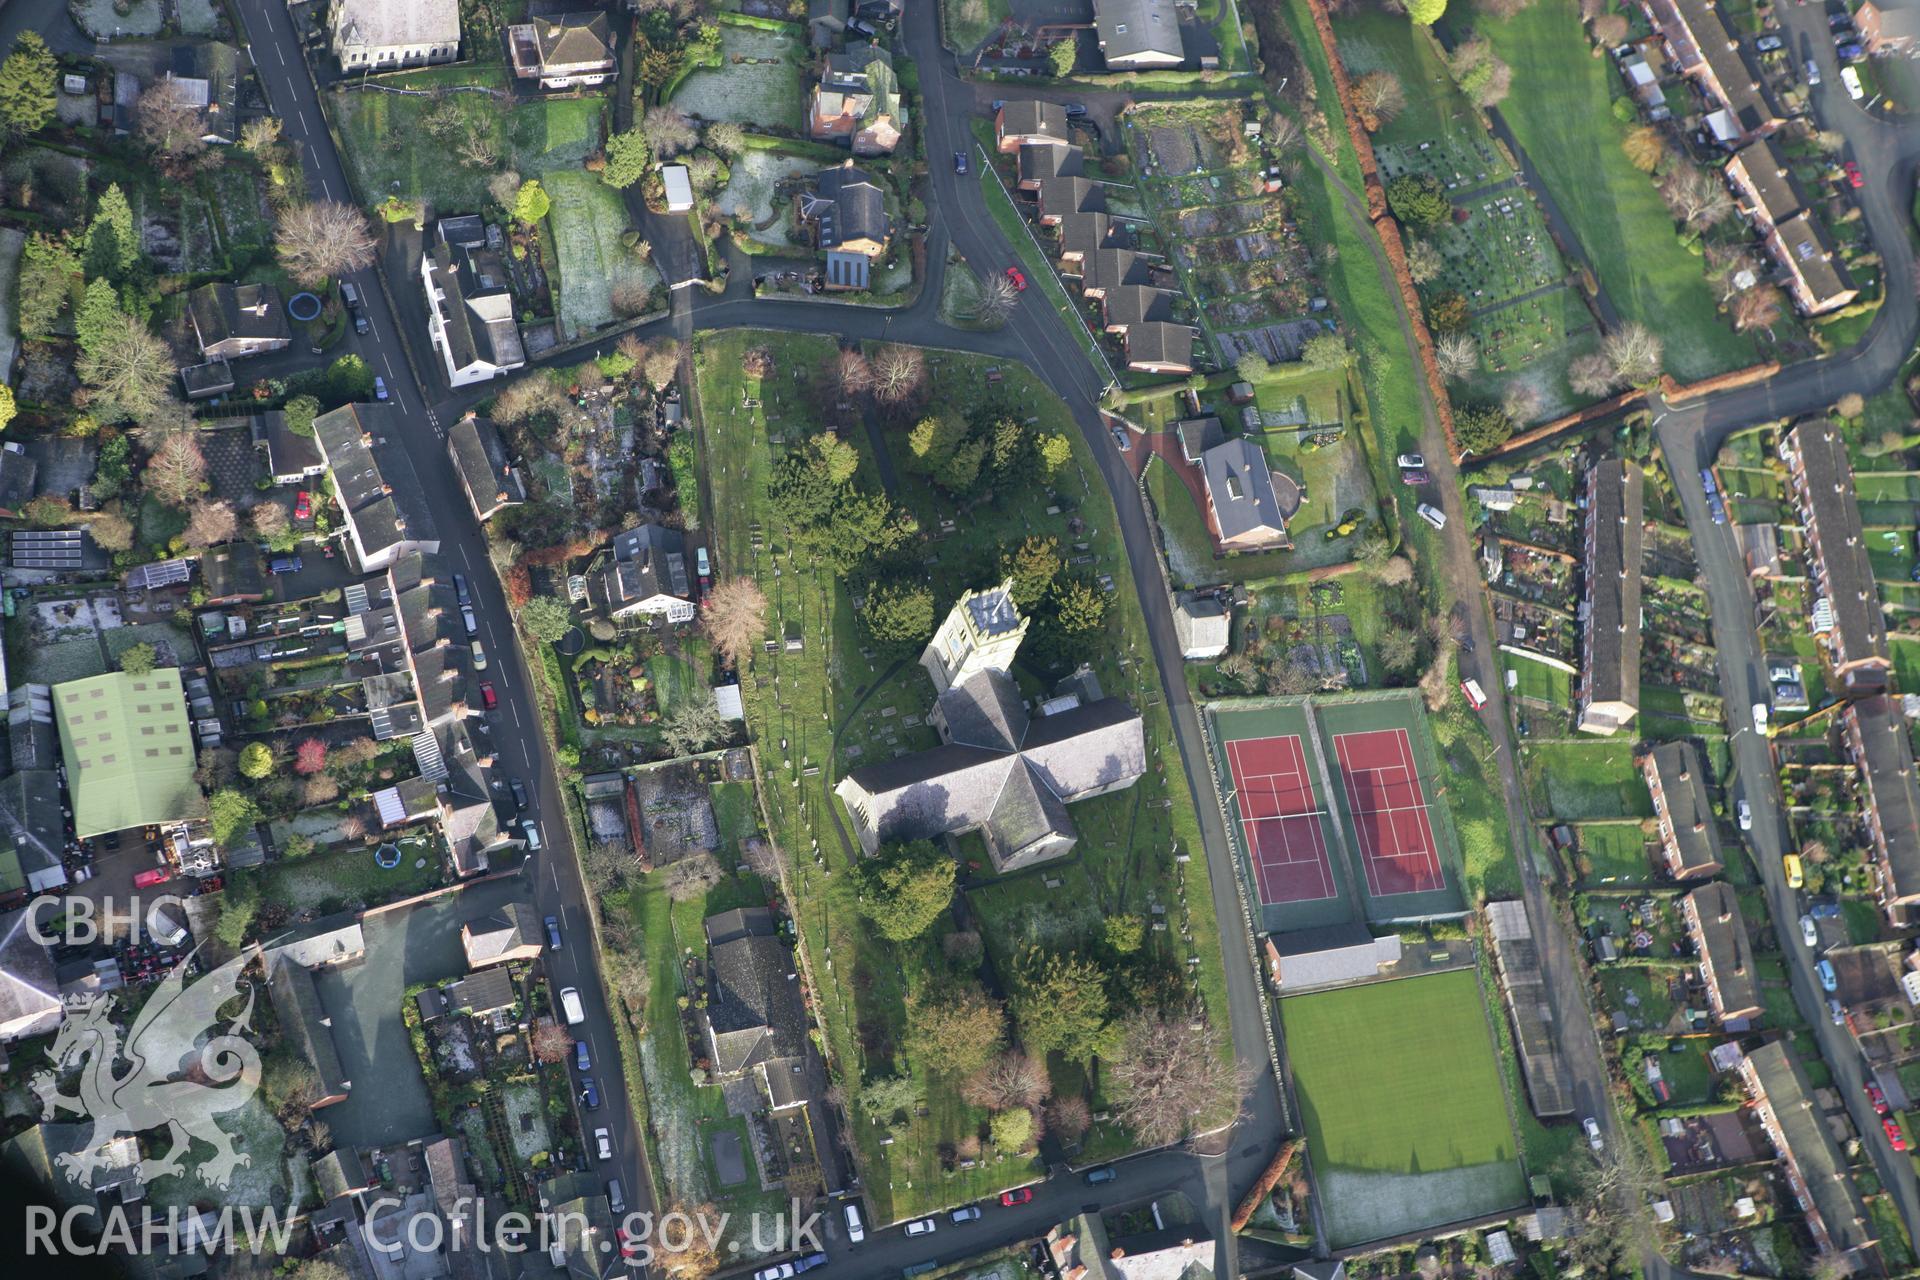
1333,728,1445,897
1226,735,1336,904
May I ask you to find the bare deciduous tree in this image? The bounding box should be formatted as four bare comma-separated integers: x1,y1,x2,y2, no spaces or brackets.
531,1018,575,1065
1589,11,1629,42
582,840,635,896
487,169,523,212
251,501,289,540
1046,1095,1093,1143
1560,1138,1660,1276
1730,285,1782,333
184,500,239,548
1353,70,1406,130
494,375,569,423
702,576,769,670
970,271,1019,328
1501,380,1544,425
961,1051,1051,1111
1602,322,1663,386
1435,331,1480,381
663,850,723,903
1568,350,1621,398
1108,1012,1249,1148
1406,237,1444,285
240,116,281,155
1262,112,1303,153
836,348,875,393
643,105,700,159
275,201,376,288
871,344,927,404
1658,163,1732,229
643,338,683,391
136,79,207,166
657,1203,723,1280
77,318,177,421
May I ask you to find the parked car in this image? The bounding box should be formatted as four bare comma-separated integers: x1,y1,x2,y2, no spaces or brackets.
1583,1117,1603,1151
953,150,968,174
1396,453,1426,469
1808,899,1841,919
792,1253,829,1274
904,1219,937,1238
1805,58,1822,84
1063,102,1088,117
1843,160,1865,187
999,1188,1034,1207
1084,1166,1118,1185
1837,39,1865,59
843,1203,866,1245
373,376,389,401
522,818,543,852
1751,702,1769,736
1842,65,1864,98
1801,915,1819,947
607,1179,626,1215
453,572,471,605
133,867,171,890
1783,853,1804,889
294,491,312,521
461,604,479,637
472,640,487,671
951,1206,983,1224
1816,958,1838,992
1737,799,1752,831
1111,426,1131,452
510,778,530,812
576,1041,591,1072
580,1077,600,1110
1755,33,1784,50
594,1127,613,1161
1831,998,1848,1026
754,1265,796,1280
1867,1083,1891,1116
1006,266,1027,291
1829,9,1854,27
559,986,585,1024
341,281,369,334
268,555,303,575
479,681,498,711
1887,1118,1908,1152
1399,468,1430,485
545,914,563,949
1416,503,1446,530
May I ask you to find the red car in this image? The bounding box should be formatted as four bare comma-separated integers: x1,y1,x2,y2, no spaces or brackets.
1843,161,1864,188
1399,468,1430,485
294,490,312,521
133,867,171,890
618,1230,643,1259
1886,1118,1908,1152
999,1187,1034,1207
479,681,498,710
1868,1083,1892,1116
1006,266,1027,292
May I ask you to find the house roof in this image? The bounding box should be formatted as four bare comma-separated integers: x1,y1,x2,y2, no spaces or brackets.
1039,176,1104,220
445,966,516,1015
706,931,807,1076
706,906,776,948
599,523,692,612
811,163,889,250
1103,284,1174,329
1847,695,1920,900
1125,321,1192,369
268,956,349,1101
1201,437,1289,542
1583,460,1645,712
462,901,542,967
1266,923,1402,991
1172,593,1229,652
187,283,291,351
1726,138,1807,227
447,415,526,512
1744,1040,1874,1254
313,403,442,562
258,409,324,478
0,908,61,1041
1082,248,1152,293
1771,212,1856,308
1176,417,1224,461
999,100,1069,141
1019,142,1083,186
1095,0,1186,64
428,241,524,375
1059,210,1124,257
1677,0,1779,134
1685,882,1759,1017
331,0,459,49
53,669,204,839
1644,741,1723,875
0,770,65,888
1787,421,1884,668
529,11,611,66
0,447,38,512
311,1146,370,1202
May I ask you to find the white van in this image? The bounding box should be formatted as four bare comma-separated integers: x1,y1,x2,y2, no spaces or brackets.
559,986,587,1026
843,1202,865,1244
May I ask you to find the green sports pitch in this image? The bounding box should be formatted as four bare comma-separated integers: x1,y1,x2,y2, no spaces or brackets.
1282,969,1524,1240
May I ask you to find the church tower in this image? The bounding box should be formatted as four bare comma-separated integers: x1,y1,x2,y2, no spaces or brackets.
919,580,1028,694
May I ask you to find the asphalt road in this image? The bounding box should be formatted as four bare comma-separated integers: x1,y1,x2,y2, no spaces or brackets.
234,0,658,1245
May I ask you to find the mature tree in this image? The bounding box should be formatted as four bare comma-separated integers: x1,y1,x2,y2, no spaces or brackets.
704,121,745,156
1406,237,1444,285
1001,535,1063,610
1426,290,1471,335
520,596,575,644
1109,1013,1248,1147
934,435,988,493
1568,350,1620,398
276,201,376,287
603,126,652,188
1659,163,1733,230
861,576,936,648
703,577,768,670
643,338,683,391
90,510,135,552
240,115,282,154
184,500,239,549
1047,1095,1093,1143
1379,627,1420,675
1446,37,1512,106
1621,126,1665,174
1354,70,1407,131
75,278,125,358
871,344,927,404
1590,11,1629,42
1454,403,1515,455
1047,36,1077,76
962,1050,1050,1111
17,233,80,336
0,32,58,138
656,1203,723,1280
1104,914,1146,954
904,411,968,473
212,873,260,946
1560,1139,1660,1276
511,179,551,226
209,789,261,847
86,183,140,280
971,270,1019,328
0,385,13,436
531,1019,576,1065
989,1107,1036,1151
493,375,569,424
295,738,328,776
1010,948,1111,1064
836,348,876,393
1051,575,1109,634
810,430,861,485
78,317,176,422
1435,331,1480,381
907,981,1004,1079
136,79,208,166
1835,392,1866,420
661,699,729,757
1037,432,1073,478
662,850,724,903
1601,323,1663,385
643,105,700,158
118,642,157,676
853,839,956,943
1300,333,1347,371
146,431,209,506
1386,174,1451,230
251,501,290,544
239,742,275,780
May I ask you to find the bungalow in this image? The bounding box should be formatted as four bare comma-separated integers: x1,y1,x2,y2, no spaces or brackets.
254,409,326,486
422,239,526,388
1765,212,1858,317
996,100,1070,152
187,283,292,361
1018,141,1082,190
1681,882,1761,1023
1201,437,1294,551
1036,176,1103,225
1782,420,1887,690
808,43,905,156
589,523,696,624
1641,741,1724,880
1079,247,1153,299
1056,211,1125,267
1123,321,1194,374
1099,284,1174,335
1093,0,1186,69
506,12,614,89
1642,0,1783,146
329,0,459,71
799,162,891,258
1724,139,1808,236
446,414,527,523
1574,460,1644,736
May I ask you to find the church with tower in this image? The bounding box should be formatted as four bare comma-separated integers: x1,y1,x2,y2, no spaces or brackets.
834,581,1147,872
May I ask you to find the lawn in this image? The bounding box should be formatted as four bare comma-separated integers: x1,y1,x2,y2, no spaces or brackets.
333,85,604,211
646,649,703,716
542,168,658,337
1522,738,1654,819
1144,455,1217,587
1501,650,1572,708
669,26,806,128
945,0,1013,51
1281,970,1527,1246
1452,0,1759,381
711,147,817,251
1577,821,1652,885
246,835,444,914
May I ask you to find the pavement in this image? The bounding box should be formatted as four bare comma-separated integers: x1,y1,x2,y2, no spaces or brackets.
212,0,1920,1270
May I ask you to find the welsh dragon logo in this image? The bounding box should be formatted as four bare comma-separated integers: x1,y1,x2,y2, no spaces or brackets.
31,945,264,1189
